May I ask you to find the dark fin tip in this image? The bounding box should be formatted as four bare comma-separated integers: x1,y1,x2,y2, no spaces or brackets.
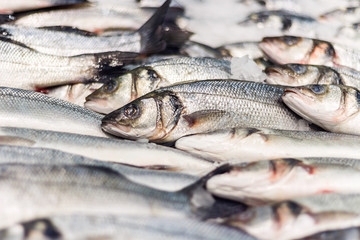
23,218,62,239
0,14,15,24
138,0,171,54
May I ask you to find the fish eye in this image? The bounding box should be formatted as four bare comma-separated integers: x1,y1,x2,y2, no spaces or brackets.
310,85,325,94
281,36,300,46
147,69,159,81
123,104,140,119
104,80,118,93
289,64,306,74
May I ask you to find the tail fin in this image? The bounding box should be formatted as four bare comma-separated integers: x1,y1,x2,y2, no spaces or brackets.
138,0,171,54
177,163,232,219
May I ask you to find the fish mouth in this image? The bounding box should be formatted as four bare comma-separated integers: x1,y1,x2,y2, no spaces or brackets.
84,98,113,114
101,120,134,139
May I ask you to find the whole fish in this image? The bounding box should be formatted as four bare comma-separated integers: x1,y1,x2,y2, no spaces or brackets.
0,38,137,90
46,82,103,106
265,63,360,89
217,41,264,59
175,127,360,162
85,57,266,114
0,145,199,191
0,163,218,229
207,157,360,205
0,215,255,240
101,80,311,142
0,127,217,176
260,36,360,72
282,84,360,135
0,0,169,56
226,193,360,240
239,10,317,32
0,0,88,13
0,87,106,137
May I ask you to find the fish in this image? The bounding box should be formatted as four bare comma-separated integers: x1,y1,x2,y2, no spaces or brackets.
239,10,316,32
0,0,169,56
207,157,360,205
85,56,266,114
282,84,360,135
179,41,224,58
0,162,220,229
217,41,264,59
260,36,360,72
320,7,360,25
0,38,137,90
304,227,360,240
45,82,103,106
226,193,360,240
0,0,88,13
265,63,360,89
0,87,106,137
0,214,255,240
101,80,311,143
0,145,200,191
0,127,217,176
175,127,360,163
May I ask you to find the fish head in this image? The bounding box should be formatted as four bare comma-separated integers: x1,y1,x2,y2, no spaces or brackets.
266,64,316,85
85,67,163,114
282,84,353,128
101,91,184,141
260,36,314,64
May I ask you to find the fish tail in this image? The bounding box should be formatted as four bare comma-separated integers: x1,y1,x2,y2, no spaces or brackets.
138,0,171,54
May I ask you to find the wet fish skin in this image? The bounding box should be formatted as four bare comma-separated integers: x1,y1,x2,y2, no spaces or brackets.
0,0,88,13
207,157,360,205
226,193,360,240
0,145,200,191
260,36,360,72
101,80,310,142
0,127,217,177
179,41,224,58
0,87,106,137
0,0,169,56
282,84,360,135
320,7,360,25
175,127,360,163
85,57,237,114
0,215,256,240
0,38,137,89
266,63,360,89
0,163,216,229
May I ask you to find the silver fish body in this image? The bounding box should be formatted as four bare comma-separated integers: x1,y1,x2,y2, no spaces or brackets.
102,80,311,142
0,145,199,191
217,41,263,59
0,38,136,89
0,163,213,229
0,87,106,137
0,127,216,176
0,215,256,240
175,127,360,162
0,0,87,13
207,157,360,205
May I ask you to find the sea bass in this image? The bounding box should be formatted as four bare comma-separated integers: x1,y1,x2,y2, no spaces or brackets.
282,84,360,135
101,80,311,142
207,157,360,205
0,145,200,191
260,36,360,72
0,87,106,137
175,127,360,162
0,127,217,176
0,38,137,90
265,63,360,89
0,0,169,56
0,163,217,228
226,193,360,240
85,57,266,114
0,0,87,13
0,215,255,240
